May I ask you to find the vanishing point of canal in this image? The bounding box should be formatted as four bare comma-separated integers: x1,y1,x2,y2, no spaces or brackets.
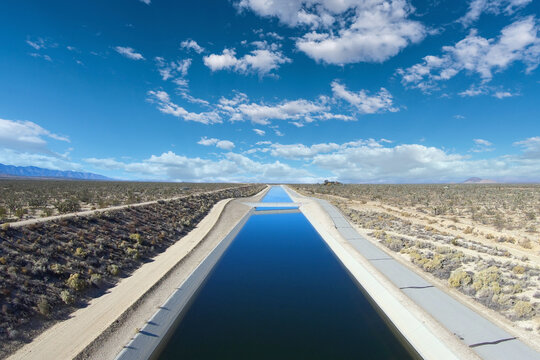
157,186,418,359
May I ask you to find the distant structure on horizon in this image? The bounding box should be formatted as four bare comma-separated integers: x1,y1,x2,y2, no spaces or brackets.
323,179,342,186
463,177,497,184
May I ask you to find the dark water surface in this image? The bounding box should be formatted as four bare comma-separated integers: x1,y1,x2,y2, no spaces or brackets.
157,187,416,359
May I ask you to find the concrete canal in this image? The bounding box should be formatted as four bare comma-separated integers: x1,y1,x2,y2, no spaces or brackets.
156,186,417,359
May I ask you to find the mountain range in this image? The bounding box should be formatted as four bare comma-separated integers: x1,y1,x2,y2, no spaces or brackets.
0,163,110,180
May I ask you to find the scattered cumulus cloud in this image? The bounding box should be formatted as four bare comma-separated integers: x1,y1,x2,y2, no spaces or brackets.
471,138,494,152
398,16,540,92
114,46,145,60
459,0,533,27
218,91,353,125
29,53,52,62
331,81,398,114
237,0,425,65
197,137,235,150
139,0,151,5
155,57,191,80
147,90,221,124
180,39,205,53
85,151,317,183
514,136,540,159
0,118,69,153
0,119,76,171
26,37,57,50
253,129,266,136
203,46,291,77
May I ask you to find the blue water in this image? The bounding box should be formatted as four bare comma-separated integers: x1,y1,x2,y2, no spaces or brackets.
260,186,293,203
255,207,299,211
157,210,416,359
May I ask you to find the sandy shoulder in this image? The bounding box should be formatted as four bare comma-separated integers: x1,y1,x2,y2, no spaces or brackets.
9,187,267,360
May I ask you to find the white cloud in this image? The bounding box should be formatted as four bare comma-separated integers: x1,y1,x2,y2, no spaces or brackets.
29,53,52,62
514,136,540,159
0,118,69,153
238,0,425,65
253,129,266,136
155,57,191,80
147,90,221,124
459,0,533,27
470,138,494,152
114,46,145,60
180,39,205,53
85,151,317,183
0,149,81,171
493,90,515,98
203,47,291,76
307,138,540,182
26,37,57,50
197,137,235,150
0,119,77,171
331,81,398,114
218,92,352,125
139,0,151,4
399,16,540,92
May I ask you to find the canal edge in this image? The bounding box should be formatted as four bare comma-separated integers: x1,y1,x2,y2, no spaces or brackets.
282,185,471,360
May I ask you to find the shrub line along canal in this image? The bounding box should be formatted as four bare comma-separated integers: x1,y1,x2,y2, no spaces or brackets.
115,186,540,360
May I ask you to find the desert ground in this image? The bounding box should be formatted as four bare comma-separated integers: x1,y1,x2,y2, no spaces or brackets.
0,181,264,358
292,184,540,347
0,180,244,224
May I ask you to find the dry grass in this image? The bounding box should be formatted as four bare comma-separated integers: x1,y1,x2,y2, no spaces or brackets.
293,184,540,337
0,180,246,224
0,184,264,358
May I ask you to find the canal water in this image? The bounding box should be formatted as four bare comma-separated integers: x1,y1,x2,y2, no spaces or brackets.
157,187,416,359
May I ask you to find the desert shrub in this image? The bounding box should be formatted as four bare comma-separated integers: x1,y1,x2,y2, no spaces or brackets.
125,247,139,260
55,198,81,214
74,247,86,257
423,254,445,272
107,264,120,276
384,234,404,251
512,265,526,274
513,300,534,319
0,206,7,218
129,233,143,244
90,273,102,287
449,270,472,288
66,273,86,291
518,238,532,249
60,290,74,305
36,297,50,316
473,266,501,294
511,283,523,294
50,263,64,274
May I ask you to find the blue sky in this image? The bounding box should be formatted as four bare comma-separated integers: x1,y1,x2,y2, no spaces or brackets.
0,0,539,183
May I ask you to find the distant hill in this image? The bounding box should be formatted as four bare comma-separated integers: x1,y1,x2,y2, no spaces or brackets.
463,177,497,184
0,163,111,180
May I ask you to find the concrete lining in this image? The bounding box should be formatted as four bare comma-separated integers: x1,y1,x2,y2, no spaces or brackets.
285,186,539,360
114,208,254,360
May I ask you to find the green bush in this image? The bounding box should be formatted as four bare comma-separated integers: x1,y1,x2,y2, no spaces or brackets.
37,297,50,316
513,300,534,319
60,290,74,305
449,270,472,288
55,198,81,214
66,273,86,291
108,264,120,276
